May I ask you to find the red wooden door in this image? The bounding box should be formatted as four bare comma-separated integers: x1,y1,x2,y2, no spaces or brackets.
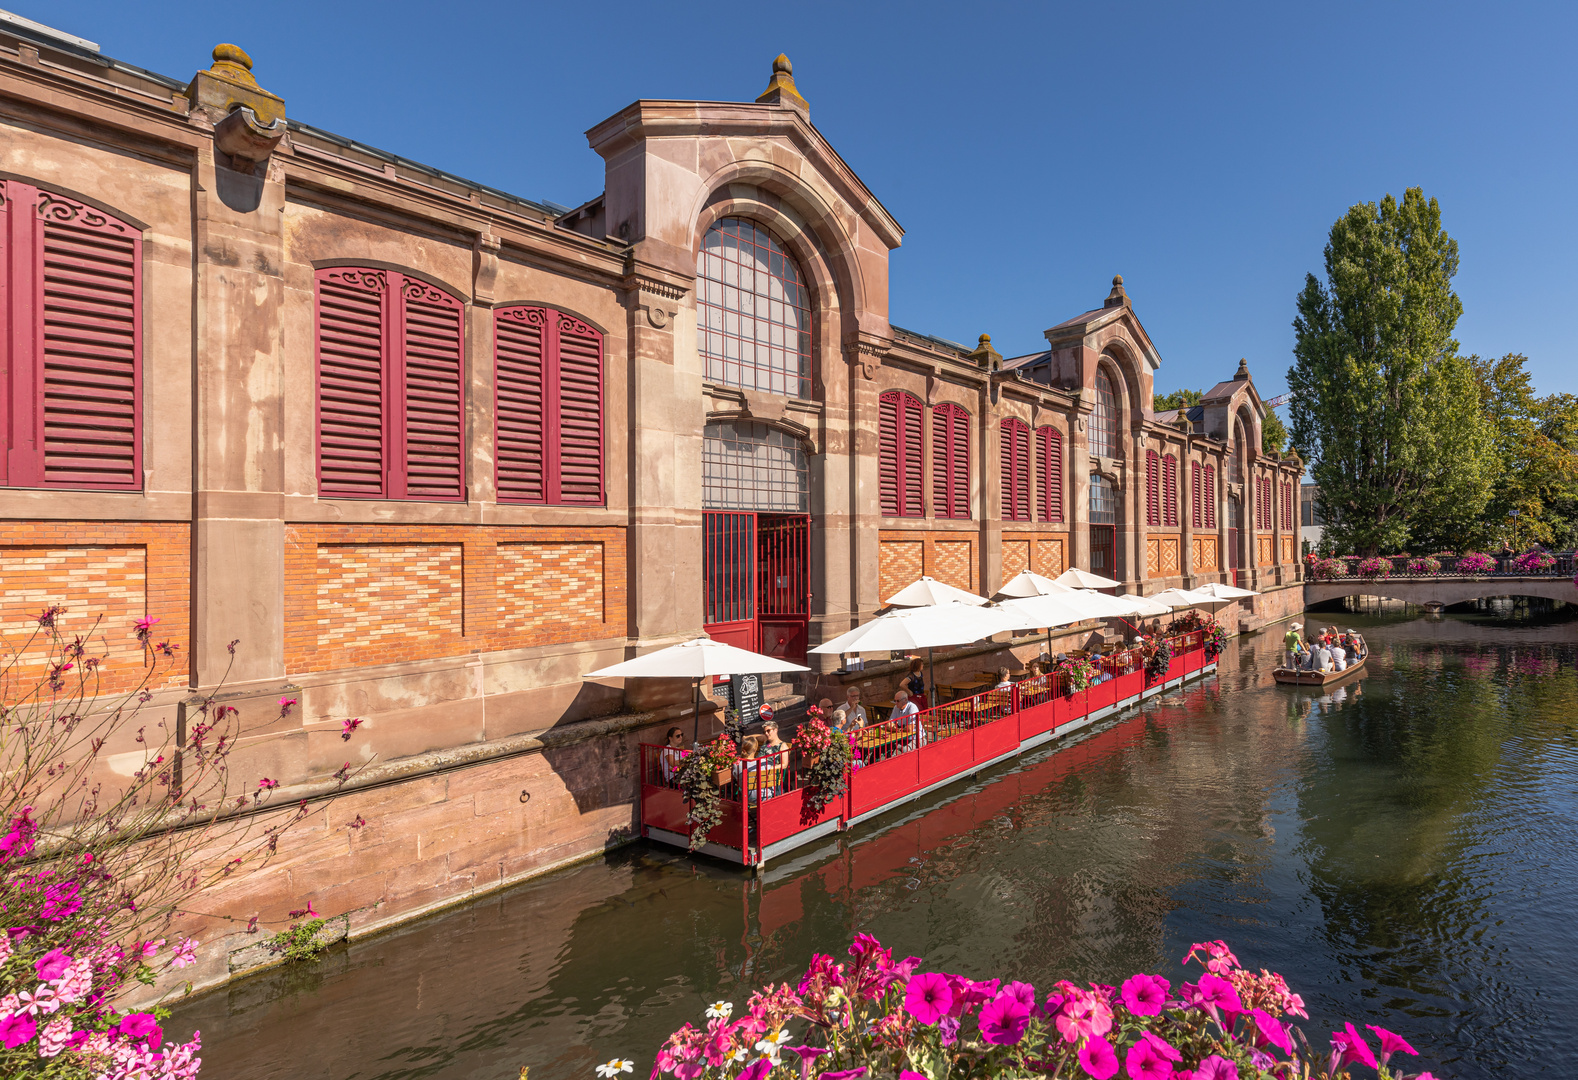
1090,526,1115,580
757,514,810,662
704,511,757,651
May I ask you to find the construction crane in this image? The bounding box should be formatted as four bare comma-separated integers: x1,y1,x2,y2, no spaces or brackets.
1262,392,1292,409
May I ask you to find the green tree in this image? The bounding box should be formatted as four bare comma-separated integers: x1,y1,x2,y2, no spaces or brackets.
1287,188,1491,555
1467,355,1578,550
1153,388,1203,412
1261,409,1289,455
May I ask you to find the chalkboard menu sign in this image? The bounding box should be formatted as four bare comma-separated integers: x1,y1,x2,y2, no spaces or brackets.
730,673,763,723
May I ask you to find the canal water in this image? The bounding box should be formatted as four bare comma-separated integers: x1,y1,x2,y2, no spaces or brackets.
172,605,1578,1080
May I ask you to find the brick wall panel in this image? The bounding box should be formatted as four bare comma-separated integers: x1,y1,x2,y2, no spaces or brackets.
878,540,923,603
1002,540,1030,581
931,540,973,592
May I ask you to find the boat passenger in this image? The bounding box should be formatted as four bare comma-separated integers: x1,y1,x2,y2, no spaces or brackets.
1330,642,1347,671
1284,622,1307,669
1313,644,1333,672
903,657,929,709
660,726,688,785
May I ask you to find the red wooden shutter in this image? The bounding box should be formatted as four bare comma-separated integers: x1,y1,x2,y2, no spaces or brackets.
1145,450,1160,527
1204,466,1216,528
1000,418,1030,522
399,278,464,500
1163,455,1178,528
494,306,547,503
1036,426,1063,523
879,391,900,516
316,268,388,498
900,394,923,516
933,402,969,519
553,313,604,504
1191,461,1202,529
1,184,143,490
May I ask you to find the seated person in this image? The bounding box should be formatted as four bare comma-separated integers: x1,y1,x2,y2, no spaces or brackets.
1330,643,1347,671
842,685,869,730
993,666,1014,690
1313,644,1333,672
734,735,775,801
760,720,791,769
659,726,688,785
890,689,923,748
817,697,840,730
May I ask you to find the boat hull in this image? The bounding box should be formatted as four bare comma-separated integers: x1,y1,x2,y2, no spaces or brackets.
1273,656,1367,686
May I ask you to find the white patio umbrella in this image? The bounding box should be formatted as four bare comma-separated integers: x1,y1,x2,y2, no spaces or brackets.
585,637,810,742
1118,593,1176,618
1147,587,1221,610
996,593,1095,657
811,602,1016,705
1055,568,1122,590
1066,590,1153,618
994,570,1078,599
1191,581,1259,600
885,576,990,607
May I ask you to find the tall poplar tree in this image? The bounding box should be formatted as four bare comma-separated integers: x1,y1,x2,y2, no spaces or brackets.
1287,188,1490,555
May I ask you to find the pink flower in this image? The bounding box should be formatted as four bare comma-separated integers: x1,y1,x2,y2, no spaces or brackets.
41,881,82,921
1195,973,1241,1013
1194,1056,1238,1080
37,1016,72,1058
978,992,1031,1045
1125,1036,1175,1080
1054,983,1114,1044
1251,1007,1292,1054
0,1011,35,1048
1000,980,1037,1010
1331,1022,1378,1070
785,1045,829,1080
278,696,298,717
341,717,364,740
115,1012,163,1052
822,1071,866,1080
52,960,91,1005
170,937,199,969
736,1061,773,1080
16,985,60,1016
134,616,160,641
1121,972,1170,1016
34,948,72,982
1141,1031,1181,1061
1366,1025,1418,1065
1182,940,1241,975
904,973,953,1025
1077,1034,1119,1079
258,777,279,792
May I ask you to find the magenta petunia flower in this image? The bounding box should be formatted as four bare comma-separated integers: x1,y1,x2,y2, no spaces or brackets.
1194,1055,1238,1080
115,1012,163,1052
1125,1036,1174,1080
34,948,72,982
1366,1025,1418,1064
903,972,953,1026
1141,1031,1181,1062
1331,1022,1378,1069
821,1070,866,1080
1251,1008,1293,1054
1077,1034,1120,1079
847,932,882,958
736,1059,772,1080
0,1012,36,1049
1121,973,1170,1016
978,993,1031,1046
1001,980,1037,1010
1195,973,1242,1013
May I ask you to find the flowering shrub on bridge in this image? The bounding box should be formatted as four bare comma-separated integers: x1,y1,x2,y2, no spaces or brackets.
1354,557,1392,580
645,933,1433,1080
1510,551,1556,573
1455,552,1496,575
1305,557,1348,581
0,609,366,1078
1404,557,1442,575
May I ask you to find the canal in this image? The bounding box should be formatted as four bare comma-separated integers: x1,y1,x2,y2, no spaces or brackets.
172,605,1578,1080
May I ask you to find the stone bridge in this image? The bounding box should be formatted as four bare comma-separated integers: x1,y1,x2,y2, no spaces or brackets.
1304,575,1576,608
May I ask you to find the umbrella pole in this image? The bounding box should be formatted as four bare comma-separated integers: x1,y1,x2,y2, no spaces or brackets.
927,646,934,709
693,677,701,745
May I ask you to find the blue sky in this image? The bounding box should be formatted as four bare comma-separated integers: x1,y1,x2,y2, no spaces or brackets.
25,0,1578,403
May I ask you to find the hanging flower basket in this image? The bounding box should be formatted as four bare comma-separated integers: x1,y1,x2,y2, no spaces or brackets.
1511,550,1556,573
1456,552,1496,575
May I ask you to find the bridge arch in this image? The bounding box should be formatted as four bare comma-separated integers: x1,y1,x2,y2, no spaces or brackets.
1304,577,1576,608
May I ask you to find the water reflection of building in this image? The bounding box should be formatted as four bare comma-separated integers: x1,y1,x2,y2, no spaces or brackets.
0,17,1304,991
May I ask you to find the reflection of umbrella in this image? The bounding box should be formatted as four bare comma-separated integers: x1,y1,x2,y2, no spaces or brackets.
1055,568,1122,589
811,602,1015,704
994,570,1077,599
1192,581,1259,600
885,576,990,607
585,638,810,742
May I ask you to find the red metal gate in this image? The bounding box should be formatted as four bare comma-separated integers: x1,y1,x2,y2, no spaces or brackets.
703,511,756,651
1090,525,1115,582
1227,496,1242,587
758,514,810,662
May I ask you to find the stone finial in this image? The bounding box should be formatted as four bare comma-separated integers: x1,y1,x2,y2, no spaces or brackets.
756,53,809,115
186,43,286,175
969,333,1003,372
1235,357,1251,381
1104,274,1128,309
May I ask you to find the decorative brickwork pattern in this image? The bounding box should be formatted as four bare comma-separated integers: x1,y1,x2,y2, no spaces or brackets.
313,545,464,666
1257,535,1273,567
0,522,191,692
878,541,924,604
284,524,627,675
1001,540,1030,582
1036,538,1066,577
497,542,605,631
1147,536,1180,576
1160,537,1179,574
1192,536,1219,572
1147,537,1160,577
931,541,973,592
1281,536,1296,564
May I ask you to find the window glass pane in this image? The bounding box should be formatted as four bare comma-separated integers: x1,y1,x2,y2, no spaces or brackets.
1092,370,1119,459
1089,473,1116,524
696,216,814,399
702,421,809,512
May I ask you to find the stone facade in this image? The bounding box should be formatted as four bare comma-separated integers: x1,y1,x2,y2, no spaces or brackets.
0,24,1303,996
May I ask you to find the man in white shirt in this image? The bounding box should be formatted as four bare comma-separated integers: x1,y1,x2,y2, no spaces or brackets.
841,685,869,730
1314,645,1333,672
1330,643,1347,671
892,690,923,750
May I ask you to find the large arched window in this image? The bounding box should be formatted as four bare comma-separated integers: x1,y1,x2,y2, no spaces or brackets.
697,217,813,399
1091,369,1120,459
702,421,808,512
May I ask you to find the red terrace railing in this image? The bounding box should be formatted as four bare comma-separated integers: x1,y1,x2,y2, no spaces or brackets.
640,635,1216,865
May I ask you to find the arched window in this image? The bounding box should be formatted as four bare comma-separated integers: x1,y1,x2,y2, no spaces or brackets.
1228,492,1243,530
1203,465,1217,528
1091,369,1120,459
1036,426,1063,523
1001,417,1031,521
316,267,464,501
932,402,970,519
878,390,923,517
1089,473,1117,524
1190,461,1202,529
1163,454,1178,528
696,217,812,399
1145,450,1160,527
1,181,142,490
702,421,807,512
495,306,604,505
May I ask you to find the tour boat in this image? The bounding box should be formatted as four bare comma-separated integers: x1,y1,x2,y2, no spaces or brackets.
1272,655,1368,686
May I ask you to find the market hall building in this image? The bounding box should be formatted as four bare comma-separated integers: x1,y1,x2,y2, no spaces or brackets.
0,20,1304,991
